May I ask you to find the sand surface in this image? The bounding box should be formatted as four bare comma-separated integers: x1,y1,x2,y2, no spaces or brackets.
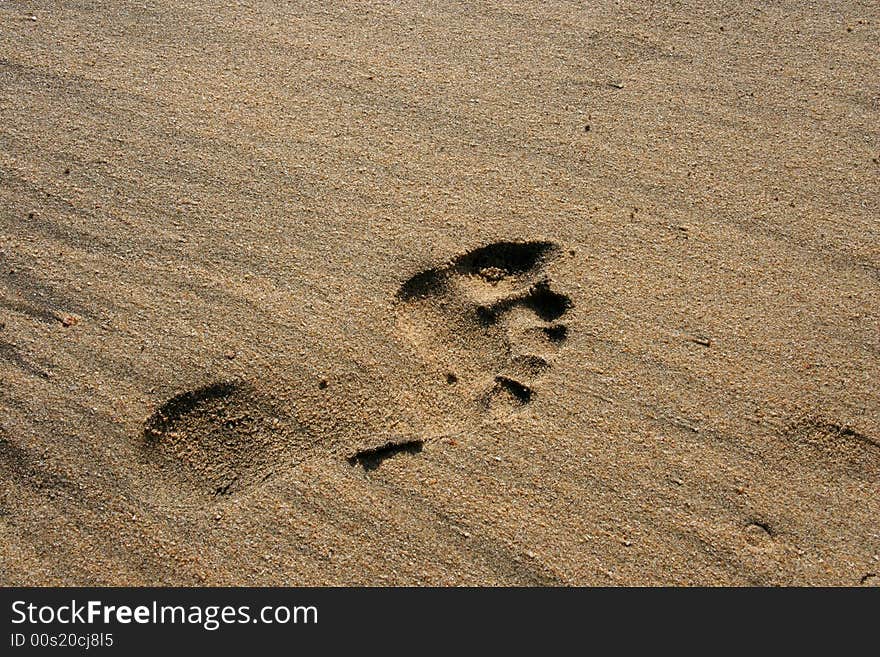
1,1,878,585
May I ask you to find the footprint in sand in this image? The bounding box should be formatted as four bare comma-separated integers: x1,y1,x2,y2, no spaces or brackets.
394,240,573,417
781,415,879,480
142,380,314,497
141,241,574,491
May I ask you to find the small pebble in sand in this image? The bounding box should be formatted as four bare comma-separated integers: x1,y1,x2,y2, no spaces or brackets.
478,266,507,282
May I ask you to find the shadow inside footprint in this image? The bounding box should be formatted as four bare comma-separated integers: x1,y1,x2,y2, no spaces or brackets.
488,376,533,407
395,240,573,417
143,380,310,497
347,438,425,472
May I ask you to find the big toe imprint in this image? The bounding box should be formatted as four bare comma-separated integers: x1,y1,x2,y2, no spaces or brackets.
143,380,313,497
395,240,573,416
